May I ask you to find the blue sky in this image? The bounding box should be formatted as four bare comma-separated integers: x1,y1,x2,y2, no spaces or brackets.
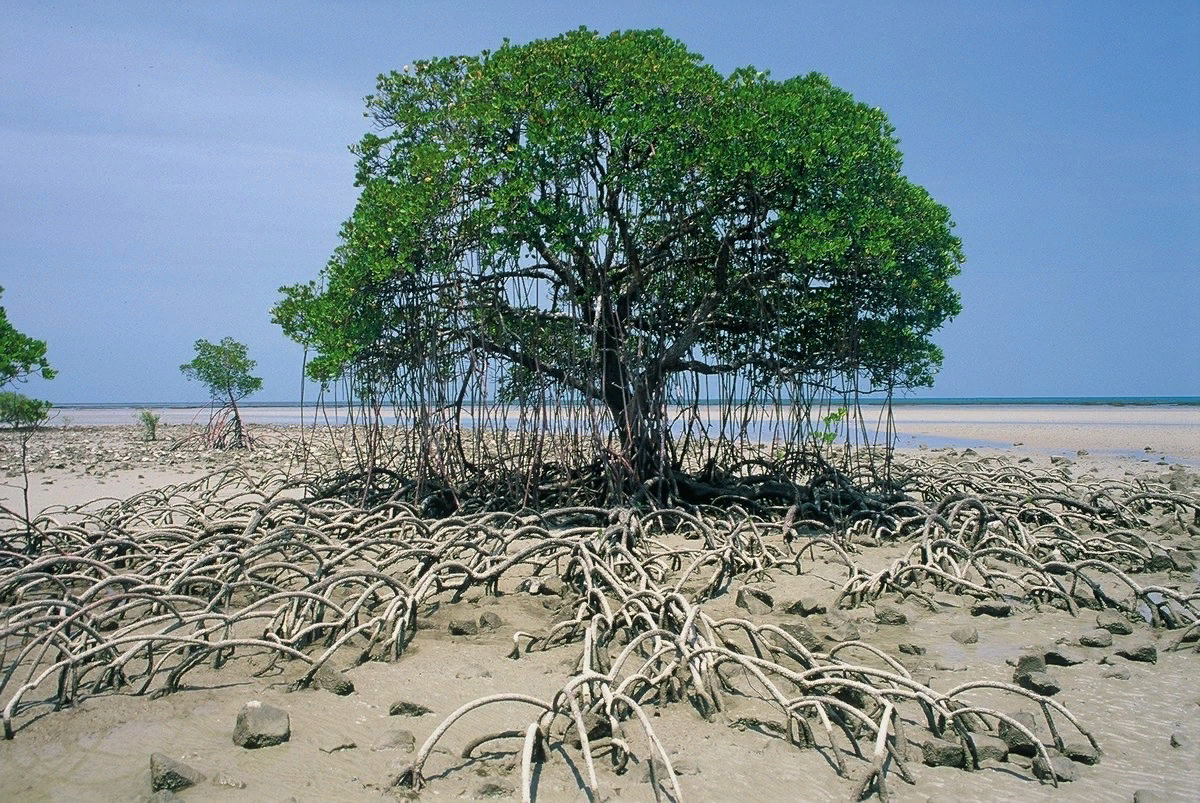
3,1,1197,403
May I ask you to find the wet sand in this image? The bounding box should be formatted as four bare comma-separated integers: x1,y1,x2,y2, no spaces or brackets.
1,416,1197,802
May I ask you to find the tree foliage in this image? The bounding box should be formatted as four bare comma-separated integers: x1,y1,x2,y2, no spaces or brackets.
180,337,262,448
180,337,263,404
0,392,51,430
0,287,55,387
274,28,963,497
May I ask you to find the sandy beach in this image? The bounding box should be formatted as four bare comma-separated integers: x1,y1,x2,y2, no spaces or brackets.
1,407,1197,802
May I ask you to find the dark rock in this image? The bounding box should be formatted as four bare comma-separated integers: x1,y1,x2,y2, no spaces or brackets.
967,733,1009,763
1050,456,1073,466
475,782,515,798
311,662,354,695
1116,644,1157,663
478,611,504,631
539,575,566,597
1169,550,1195,572
778,621,823,653
1096,611,1134,635
971,600,1013,617
950,626,979,645
232,701,291,748
897,643,926,656
783,596,826,616
1078,628,1114,648
920,736,966,767
1014,652,1047,676
821,613,861,642
997,711,1040,757
448,618,480,636
1033,754,1078,782
1016,670,1061,696
565,711,612,750
1044,646,1087,666
1062,740,1100,765
735,586,774,615
1147,553,1175,572
874,603,907,626
150,753,206,792
371,728,416,753
389,700,433,717
1169,732,1189,749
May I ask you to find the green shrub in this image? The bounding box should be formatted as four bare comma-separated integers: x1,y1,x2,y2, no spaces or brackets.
0,391,51,429
136,409,161,441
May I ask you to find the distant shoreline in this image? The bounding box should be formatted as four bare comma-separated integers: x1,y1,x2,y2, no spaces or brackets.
45,395,1200,409
36,401,1200,465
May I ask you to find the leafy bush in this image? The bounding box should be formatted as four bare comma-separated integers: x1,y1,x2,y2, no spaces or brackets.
136,409,161,441
0,392,51,430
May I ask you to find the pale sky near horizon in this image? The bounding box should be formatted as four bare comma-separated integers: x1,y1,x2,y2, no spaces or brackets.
3,1,1197,404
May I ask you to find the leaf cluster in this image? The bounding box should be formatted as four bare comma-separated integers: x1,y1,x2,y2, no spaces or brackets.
275,28,964,407
0,287,55,387
0,391,51,430
179,338,263,403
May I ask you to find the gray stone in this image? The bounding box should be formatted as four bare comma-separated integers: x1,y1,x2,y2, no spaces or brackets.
735,586,774,615
150,753,206,792
1015,670,1061,696
1063,740,1100,765
389,700,433,717
1101,668,1131,680
448,618,479,636
147,792,184,803
920,736,966,767
778,621,823,653
822,613,861,642
874,604,907,625
371,728,416,752
311,662,355,695
997,711,1040,757
1079,628,1114,648
971,600,1013,617
1033,754,1078,782
1133,791,1167,803
1116,643,1157,663
475,782,515,798
210,771,247,789
318,738,357,754
1147,553,1175,572
1013,652,1047,676
898,643,926,656
1169,732,1189,749
1050,455,1073,466
1044,646,1087,666
478,611,504,631
455,663,492,679
232,701,291,748
1169,550,1195,572
539,575,566,597
783,596,826,616
1096,611,1134,635
967,733,1009,763
950,626,979,645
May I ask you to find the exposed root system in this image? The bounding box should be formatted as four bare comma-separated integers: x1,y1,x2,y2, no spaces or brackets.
1,453,1196,800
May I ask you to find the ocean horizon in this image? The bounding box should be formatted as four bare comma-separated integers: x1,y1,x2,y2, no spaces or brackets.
48,395,1200,409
